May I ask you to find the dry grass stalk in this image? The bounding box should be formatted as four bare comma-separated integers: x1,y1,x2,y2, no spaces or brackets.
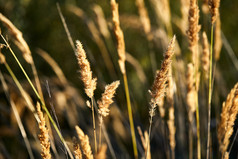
95,144,107,159
36,102,51,159
202,32,210,79
214,15,222,61
208,0,220,24
73,137,82,159
186,63,196,123
98,81,120,117
167,68,176,155
110,0,126,74
0,13,32,64
75,40,97,98
137,127,151,159
218,83,238,156
75,126,93,159
135,0,151,36
150,35,176,113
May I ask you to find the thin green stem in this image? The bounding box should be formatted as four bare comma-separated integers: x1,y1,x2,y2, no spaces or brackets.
207,25,214,159
123,73,138,159
91,97,97,153
1,34,74,159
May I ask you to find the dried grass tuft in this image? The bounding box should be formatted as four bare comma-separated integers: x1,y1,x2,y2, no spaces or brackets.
36,102,51,159
98,81,120,117
218,83,238,156
75,126,93,159
208,0,220,24
110,0,126,74
75,40,97,98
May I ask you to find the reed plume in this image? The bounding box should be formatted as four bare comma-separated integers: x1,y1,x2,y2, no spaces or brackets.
187,0,201,67
73,137,82,159
97,80,120,147
150,35,176,109
36,102,51,159
218,83,238,157
75,40,97,98
111,0,126,74
147,35,175,158
202,32,210,79
208,0,220,24
75,126,93,159
98,81,120,117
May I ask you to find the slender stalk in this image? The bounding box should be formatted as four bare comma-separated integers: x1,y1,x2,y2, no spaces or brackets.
207,25,214,159
1,34,74,159
123,73,138,159
90,97,98,153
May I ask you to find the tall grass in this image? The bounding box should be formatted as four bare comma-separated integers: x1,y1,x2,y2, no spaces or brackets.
1,0,238,159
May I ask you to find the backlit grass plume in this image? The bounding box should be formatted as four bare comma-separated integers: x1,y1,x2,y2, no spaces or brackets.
208,0,220,24
75,41,97,98
36,102,51,159
218,83,238,157
149,35,176,109
98,81,120,117
111,0,126,74
147,35,175,158
75,126,93,159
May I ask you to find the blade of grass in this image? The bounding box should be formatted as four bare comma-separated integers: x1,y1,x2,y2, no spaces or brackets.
123,73,138,159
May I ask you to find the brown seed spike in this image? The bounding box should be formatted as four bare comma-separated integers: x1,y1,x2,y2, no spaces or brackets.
36,102,51,159
150,35,175,108
75,126,93,159
208,0,220,24
111,0,126,74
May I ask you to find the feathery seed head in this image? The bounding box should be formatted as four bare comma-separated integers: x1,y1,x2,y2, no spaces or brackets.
208,0,220,24
150,35,175,106
36,102,51,159
75,126,93,159
75,40,97,98
111,0,126,74
98,81,120,117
